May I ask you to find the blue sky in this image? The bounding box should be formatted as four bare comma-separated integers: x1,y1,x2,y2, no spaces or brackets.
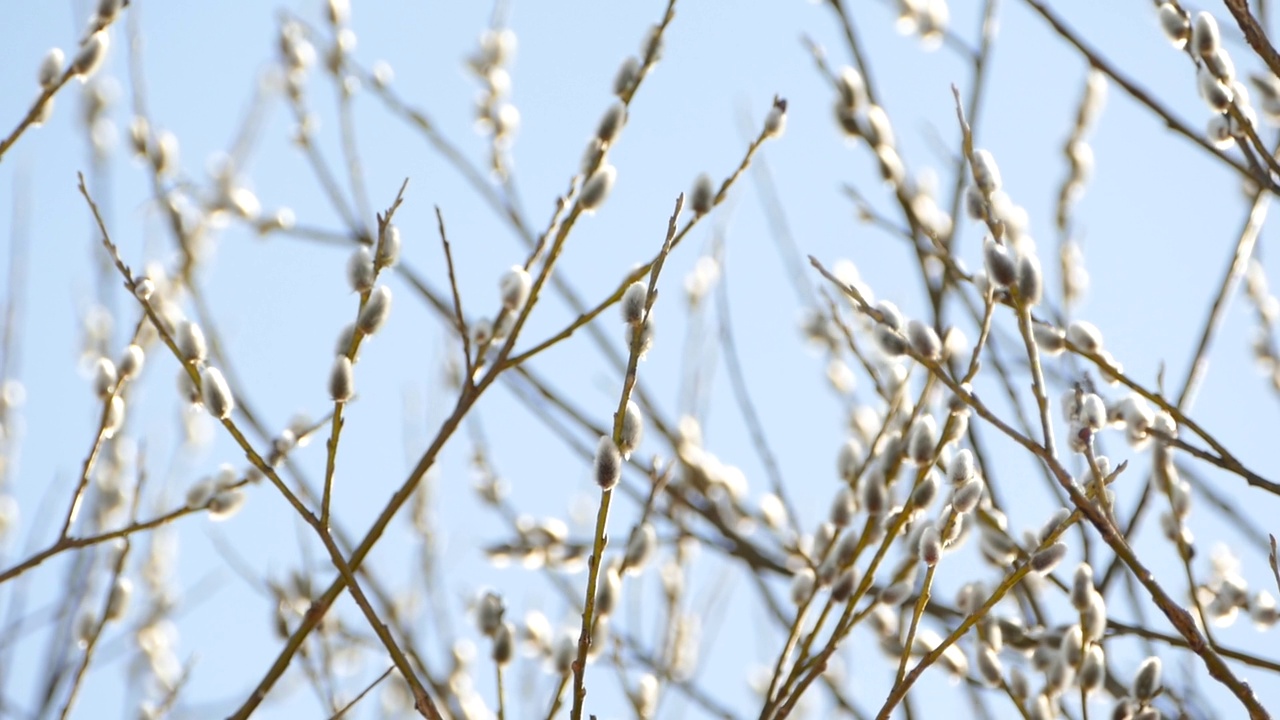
1,0,1279,718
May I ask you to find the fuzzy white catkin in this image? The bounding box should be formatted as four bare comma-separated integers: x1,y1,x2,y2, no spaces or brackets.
1132,656,1162,702
492,621,515,665
952,477,983,514
596,102,627,144
906,319,941,360
595,566,621,616
906,416,937,464
93,357,118,399
790,567,815,605
580,164,617,211
619,400,644,458
103,396,125,439
976,645,1003,687
1030,542,1068,575
357,285,392,335
623,522,655,572
104,576,132,622
1039,508,1071,543
1066,320,1103,353
613,56,640,97
984,237,1017,287
1158,4,1190,48
594,436,621,491
1192,11,1220,59
201,366,234,419
829,486,855,526
38,48,64,89
178,320,208,363
1016,253,1043,305
499,266,532,311
72,31,109,80
376,224,401,269
347,246,375,293
119,344,145,379
919,525,942,566
1071,562,1094,611
1032,323,1066,355
1080,644,1105,693
208,487,246,521
971,149,1001,193
330,356,354,402
949,448,975,484
690,173,715,216
764,98,787,139
621,281,647,325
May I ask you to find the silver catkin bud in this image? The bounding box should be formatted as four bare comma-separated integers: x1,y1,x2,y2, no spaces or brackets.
105,576,132,622
1131,656,1162,702
613,56,640,97
622,281,647,325
1192,11,1221,59
690,173,715,216
1080,644,1105,693
763,97,787,139
952,477,983,514
984,237,1017,287
329,355,354,402
971,148,1002,194
499,266,532,311
976,644,1003,687
1158,4,1190,49
790,567,815,605
906,319,941,360
829,486,855,526
594,435,621,490
71,31,109,81
178,320,208,363
492,621,515,665
1030,542,1068,575
619,399,643,458
347,246,375,293
1016,253,1043,306
376,223,401,269
38,48,65,89
119,344,145,379
623,522,655,573
357,285,392,336
596,102,628,145
580,164,617,211
919,525,942,566
93,357,118,399
201,366,234,419
1071,562,1094,611
1066,320,1104,353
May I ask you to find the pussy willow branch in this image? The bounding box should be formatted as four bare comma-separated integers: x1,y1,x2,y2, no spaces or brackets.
82,175,442,719
569,196,680,720
811,255,1272,720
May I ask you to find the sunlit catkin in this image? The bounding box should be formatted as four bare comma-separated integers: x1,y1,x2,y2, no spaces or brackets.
622,281,647,325
357,285,392,336
596,102,628,145
1132,656,1162,702
619,399,643,458
690,173,715,216
38,48,64,89
580,164,617,211
375,223,401,269
347,246,375,293
72,32,109,81
919,525,942,566
623,522,655,573
1158,4,1190,49
971,148,1002,194
119,344,145,379
499,266,532,311
1192,11,1220,59
201,366,234,419
906,319,941,360
178,320,207,363
1030,542,1068,575
329,356,354,402
764,97,787,139
594,435,621,491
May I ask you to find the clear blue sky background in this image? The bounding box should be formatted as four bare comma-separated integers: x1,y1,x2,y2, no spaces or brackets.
1,0,1279,718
